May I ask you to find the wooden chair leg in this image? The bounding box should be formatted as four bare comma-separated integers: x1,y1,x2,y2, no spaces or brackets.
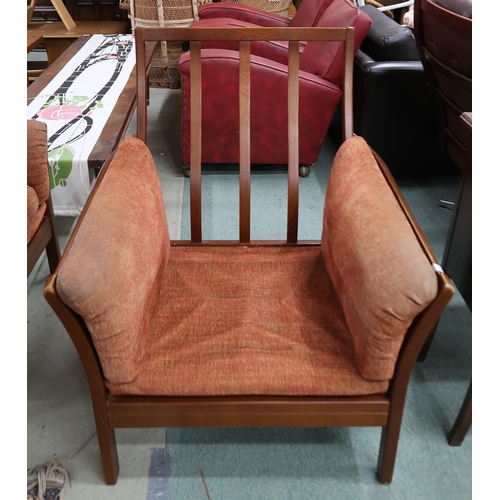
376,415,404,484
448,382,472,446
89,379,120,484
95,417,120,484
46,234,61,274
418,321,439,362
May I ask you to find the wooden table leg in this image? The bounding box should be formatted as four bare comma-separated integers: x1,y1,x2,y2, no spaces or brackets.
448,381,472,446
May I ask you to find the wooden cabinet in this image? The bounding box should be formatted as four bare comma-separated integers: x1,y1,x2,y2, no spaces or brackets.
66,1,127,22
29,0,127,23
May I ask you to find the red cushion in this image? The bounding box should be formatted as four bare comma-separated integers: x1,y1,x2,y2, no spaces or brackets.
300,0,372,86
290,0,335,27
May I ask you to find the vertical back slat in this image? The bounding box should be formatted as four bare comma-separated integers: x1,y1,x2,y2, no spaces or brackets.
287,40,300,244
342,27,354,141
136,27,354,245
239,40,251,243
190,41,202,243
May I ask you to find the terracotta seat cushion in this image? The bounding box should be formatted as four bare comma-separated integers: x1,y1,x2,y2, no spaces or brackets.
321,136,438,381
107,246,389,397
56,137,171,386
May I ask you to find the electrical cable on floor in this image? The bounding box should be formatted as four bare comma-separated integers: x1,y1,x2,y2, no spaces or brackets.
199,469,212,500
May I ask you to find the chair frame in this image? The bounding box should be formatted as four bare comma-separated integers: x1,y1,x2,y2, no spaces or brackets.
43,27,454,485
27,194,61,277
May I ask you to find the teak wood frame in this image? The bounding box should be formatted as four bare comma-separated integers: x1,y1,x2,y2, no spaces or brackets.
43,27,454,485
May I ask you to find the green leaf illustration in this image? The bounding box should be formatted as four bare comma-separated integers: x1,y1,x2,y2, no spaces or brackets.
48,145,75,190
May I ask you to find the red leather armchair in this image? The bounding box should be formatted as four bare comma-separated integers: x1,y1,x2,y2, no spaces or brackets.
193,0,334,63
198,0,333,27
178,0,372,177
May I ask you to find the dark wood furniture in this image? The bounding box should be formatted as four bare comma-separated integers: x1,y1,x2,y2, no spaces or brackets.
27,35,156,174
27,34,47,85
415,0,472,361
448,381,472,446
444,112,472,446
413,0,472,444
43,26,454,486
30,0,126,22
66,0,127,22
413,0,472,171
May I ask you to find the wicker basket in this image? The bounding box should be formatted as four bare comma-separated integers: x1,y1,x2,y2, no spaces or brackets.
129,0,208,88
224,0,291,17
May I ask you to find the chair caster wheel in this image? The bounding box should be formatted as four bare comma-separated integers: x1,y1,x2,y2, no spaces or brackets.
299,166,310,177
182,165,190,178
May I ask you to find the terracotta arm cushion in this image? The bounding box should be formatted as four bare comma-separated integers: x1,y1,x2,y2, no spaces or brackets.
198,3,293,26
27,120,50,242
178,49,342,166
56,137,171,386
321,136,439,381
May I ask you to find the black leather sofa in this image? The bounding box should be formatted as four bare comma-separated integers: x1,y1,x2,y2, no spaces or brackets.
329,4,456,176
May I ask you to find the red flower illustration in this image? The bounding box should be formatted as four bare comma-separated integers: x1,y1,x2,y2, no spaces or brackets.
38,105,83,121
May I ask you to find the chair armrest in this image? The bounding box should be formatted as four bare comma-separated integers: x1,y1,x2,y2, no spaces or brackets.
198,3,292,27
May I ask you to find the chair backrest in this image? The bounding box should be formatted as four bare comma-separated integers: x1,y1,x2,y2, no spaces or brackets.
135,26,356,244
290,0,334,27
413,0,472,169
300,0,372,86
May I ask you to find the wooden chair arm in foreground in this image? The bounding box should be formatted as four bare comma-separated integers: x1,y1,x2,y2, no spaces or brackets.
43,26,454,485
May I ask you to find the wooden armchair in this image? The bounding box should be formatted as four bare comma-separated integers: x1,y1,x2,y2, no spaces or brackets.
28,119,60,276
43,27,454,485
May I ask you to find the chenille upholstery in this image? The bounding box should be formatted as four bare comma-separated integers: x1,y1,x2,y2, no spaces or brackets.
56,137,170,385
27,120,50,242
321,137,438,380
56,136,437,395
107,245,389,396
